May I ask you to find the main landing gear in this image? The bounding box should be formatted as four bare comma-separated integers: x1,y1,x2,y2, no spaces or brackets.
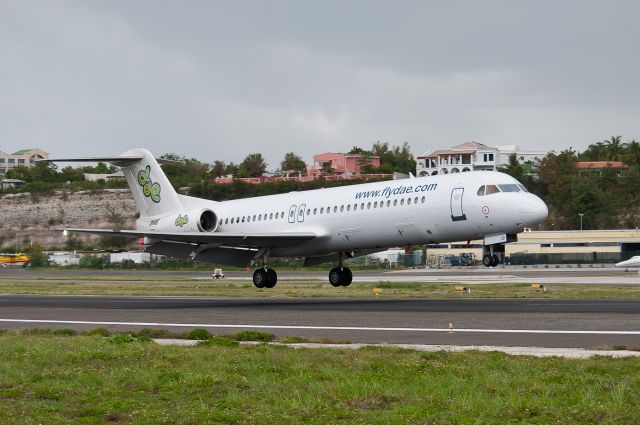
253,267,277,288
329,267,353,287
328,252,352,286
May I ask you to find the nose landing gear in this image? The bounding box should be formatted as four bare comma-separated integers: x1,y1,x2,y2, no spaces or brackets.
482,244,503,267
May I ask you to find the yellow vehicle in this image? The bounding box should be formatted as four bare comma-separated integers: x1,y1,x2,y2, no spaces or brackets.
0,253,31,268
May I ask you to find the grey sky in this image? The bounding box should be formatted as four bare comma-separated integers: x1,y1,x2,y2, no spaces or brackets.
1,1,638,169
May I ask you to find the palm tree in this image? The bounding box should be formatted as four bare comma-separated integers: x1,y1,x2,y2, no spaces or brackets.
604,136,626,162
623,140,640,167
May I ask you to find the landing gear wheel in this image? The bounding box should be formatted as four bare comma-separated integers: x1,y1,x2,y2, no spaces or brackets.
342,268,353,286
329,267,343,287
491,254,499,267
482,254,493,267
253,269,267,288
265,268,277,288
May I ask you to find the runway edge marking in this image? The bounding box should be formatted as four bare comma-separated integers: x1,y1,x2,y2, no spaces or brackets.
0,319,639,335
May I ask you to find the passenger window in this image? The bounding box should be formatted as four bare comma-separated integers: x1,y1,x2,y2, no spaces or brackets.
313,208,317,215
242,217,245,223
485,185,500,195
360,203,364,209
400,199,405,206
320,207,324,214
387,200,391,207
477,185,485,196
354,204,358,211
407,198,412,205
347,205,351,211
334,206,338,213
340,205,344,212
414,197,418,204
225,218,229,224
374,201,378,208
421,196,425,203
367,202,371,209
269,213,273,220
393,199,398,206
253,215,256,221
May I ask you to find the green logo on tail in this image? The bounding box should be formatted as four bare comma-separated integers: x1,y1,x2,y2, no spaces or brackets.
137,165,161,203
175,214,189,227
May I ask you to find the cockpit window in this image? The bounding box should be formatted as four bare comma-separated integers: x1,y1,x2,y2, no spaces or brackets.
517,184,528,192
497,184,520,192
485,185,500,195
477,185,485,196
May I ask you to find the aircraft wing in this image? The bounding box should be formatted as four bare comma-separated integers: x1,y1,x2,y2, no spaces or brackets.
62,228,317,249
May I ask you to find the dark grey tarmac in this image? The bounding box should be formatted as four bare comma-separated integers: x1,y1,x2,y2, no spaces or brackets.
1,295,639,349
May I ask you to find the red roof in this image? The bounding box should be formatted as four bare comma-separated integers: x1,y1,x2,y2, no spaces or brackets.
575,161,628,169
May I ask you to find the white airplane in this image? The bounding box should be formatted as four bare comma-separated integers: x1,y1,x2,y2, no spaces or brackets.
49,148,547,288
615,256,640,268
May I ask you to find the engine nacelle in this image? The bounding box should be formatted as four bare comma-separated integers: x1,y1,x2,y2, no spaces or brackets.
144,209,219,233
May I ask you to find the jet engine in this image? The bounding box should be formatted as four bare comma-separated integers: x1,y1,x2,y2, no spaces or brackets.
146,208,219,233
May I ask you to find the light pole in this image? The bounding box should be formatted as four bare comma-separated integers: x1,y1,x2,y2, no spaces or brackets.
578,213,584,231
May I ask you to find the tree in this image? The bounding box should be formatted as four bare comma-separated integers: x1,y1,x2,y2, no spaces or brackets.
579,142,607,161
280,152,306,175
623,140,640,167
320,161,333,174
238,153,267,177
209,160,228,178
225,162,239,177
372,141,416,173
604,135,626,161
497,153,524,182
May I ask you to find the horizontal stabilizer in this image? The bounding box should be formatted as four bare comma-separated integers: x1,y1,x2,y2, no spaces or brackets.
41,156,179,165
61,228,317,249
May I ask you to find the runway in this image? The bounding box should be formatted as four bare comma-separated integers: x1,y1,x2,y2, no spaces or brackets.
3,266,640,284
1,295,639,349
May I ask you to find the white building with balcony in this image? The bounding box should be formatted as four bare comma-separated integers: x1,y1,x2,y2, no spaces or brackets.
0,148,49,176
416,141,546,177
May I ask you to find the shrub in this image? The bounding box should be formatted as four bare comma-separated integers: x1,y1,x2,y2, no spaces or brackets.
108,333,136,344
137,328,171,339
185,328,212,340
84,328,110,337
21,328,54,336
198,337,239,347
232,330,275,342
53,328,77,336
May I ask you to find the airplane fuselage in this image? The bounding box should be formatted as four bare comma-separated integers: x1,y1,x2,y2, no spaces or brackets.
142,170,547,258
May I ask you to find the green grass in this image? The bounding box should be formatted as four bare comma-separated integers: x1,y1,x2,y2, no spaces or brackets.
2,277,640,299
0,334,639,424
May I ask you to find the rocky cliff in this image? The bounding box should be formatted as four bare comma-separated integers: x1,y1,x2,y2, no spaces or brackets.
0,189,137,249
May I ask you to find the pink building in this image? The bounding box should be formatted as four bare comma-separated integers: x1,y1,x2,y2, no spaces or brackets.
313,152,380,174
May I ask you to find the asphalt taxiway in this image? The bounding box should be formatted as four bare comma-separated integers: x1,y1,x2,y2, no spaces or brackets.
1,295,639,349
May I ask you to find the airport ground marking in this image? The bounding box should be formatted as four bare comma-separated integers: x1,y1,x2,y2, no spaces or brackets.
0,318,639,335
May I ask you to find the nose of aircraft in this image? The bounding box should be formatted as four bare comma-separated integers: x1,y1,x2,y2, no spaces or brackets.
519,195,548,226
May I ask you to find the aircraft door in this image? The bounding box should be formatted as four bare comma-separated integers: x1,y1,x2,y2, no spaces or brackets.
297,203,307,223
450,187,467,221
288,205,297,223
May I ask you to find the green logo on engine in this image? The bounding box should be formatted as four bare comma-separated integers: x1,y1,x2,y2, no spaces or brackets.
175,214,189,227
137,165,161,203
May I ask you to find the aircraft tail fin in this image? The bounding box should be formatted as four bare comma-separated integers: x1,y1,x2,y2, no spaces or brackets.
45,148,182,217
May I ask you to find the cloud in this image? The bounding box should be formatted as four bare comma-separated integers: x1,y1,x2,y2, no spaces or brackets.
0,1,639,169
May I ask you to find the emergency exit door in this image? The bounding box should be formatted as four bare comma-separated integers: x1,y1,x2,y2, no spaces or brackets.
450,187,467,221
